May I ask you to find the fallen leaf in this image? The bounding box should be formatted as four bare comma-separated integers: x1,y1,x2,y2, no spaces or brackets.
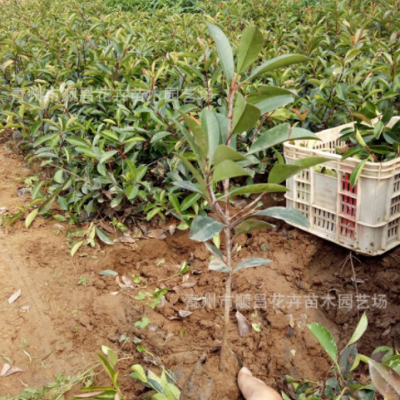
116,276,133,290
73,392,105,398
236,311,251,337
8,289,21,304
0,364,23,377
287,314,295,328
252,323,262,332
17,187,30,197
116,236,137,244
99,270,118,276
131,227,143,239
0,207,8,216
99,223,114,234
172,282,197,291
147,229,166,240
168,224,176,235
121,276,134,287
178,310,192,318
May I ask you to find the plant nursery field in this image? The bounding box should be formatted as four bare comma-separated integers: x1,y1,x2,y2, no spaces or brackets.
1,0,400,399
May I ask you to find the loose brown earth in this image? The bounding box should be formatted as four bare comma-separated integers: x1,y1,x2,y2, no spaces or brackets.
1,139,399,399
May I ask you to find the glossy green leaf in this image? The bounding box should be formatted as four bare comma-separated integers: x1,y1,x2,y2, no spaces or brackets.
348,312,368,346
236,26,264,73
174,154,207,195
205,242,223,260
248,124,320,154
229,183,288,196
254,206,310,228
213,159,251,182
178,112,208,160
209,259,232,273
71,240,84,257
25,209,39,228
189,215,224,242
350,158,369,188
206,22,234,84
235,220,274,235
235,257,272,271
308,323,338,365
173,181,204,195
232,93,261,134
247,94,294,115
213,145,247,166
249,54,310,80
268,157,328,184
201,109,220,162
96,228,114,245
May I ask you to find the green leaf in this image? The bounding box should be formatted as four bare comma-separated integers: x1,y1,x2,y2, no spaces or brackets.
374,121,385,139
369,360,400,400
9,212,24,226
99,150,118,164
236,26,264,73
25,209,39,228
232,93,261,134
254,206,310,228
213,160,251,182
150,131,171,144
131,365,148,383
235,220,274,235
134,316,150,328
54,170,64,183
178,111,208,160
229,183,288,196
248,124,320,154
256,85,297,97
249,54,310,80
125,185,139,201
71,240,84,257
172,181,204,195
308,323,338,365
247,94,294,115
347,312,368,346
206,22,234,83
209,259,232,273
201,110,220,162
96,228,114,245
174,154,208,196
180,192,201,212
235,257,272,271
213,145,247,166
268,157,328,184
99,270,118,276
189,215,224,242
204,242,223,260
350,158,369,187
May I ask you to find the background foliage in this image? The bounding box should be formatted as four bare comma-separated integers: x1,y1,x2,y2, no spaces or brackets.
0,0,400,229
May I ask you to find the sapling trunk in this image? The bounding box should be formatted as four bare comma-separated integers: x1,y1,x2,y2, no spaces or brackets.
219,226,233,370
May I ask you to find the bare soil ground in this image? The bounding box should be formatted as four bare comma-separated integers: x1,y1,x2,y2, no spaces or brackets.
1,141,399,399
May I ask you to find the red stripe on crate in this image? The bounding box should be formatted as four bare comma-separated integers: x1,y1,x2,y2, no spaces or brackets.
342,173,357,194
339,217,356,239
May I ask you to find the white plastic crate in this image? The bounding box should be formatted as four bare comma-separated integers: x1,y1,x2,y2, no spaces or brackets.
283,117,400,256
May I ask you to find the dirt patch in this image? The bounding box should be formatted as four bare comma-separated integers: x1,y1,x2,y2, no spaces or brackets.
0,141,399,399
